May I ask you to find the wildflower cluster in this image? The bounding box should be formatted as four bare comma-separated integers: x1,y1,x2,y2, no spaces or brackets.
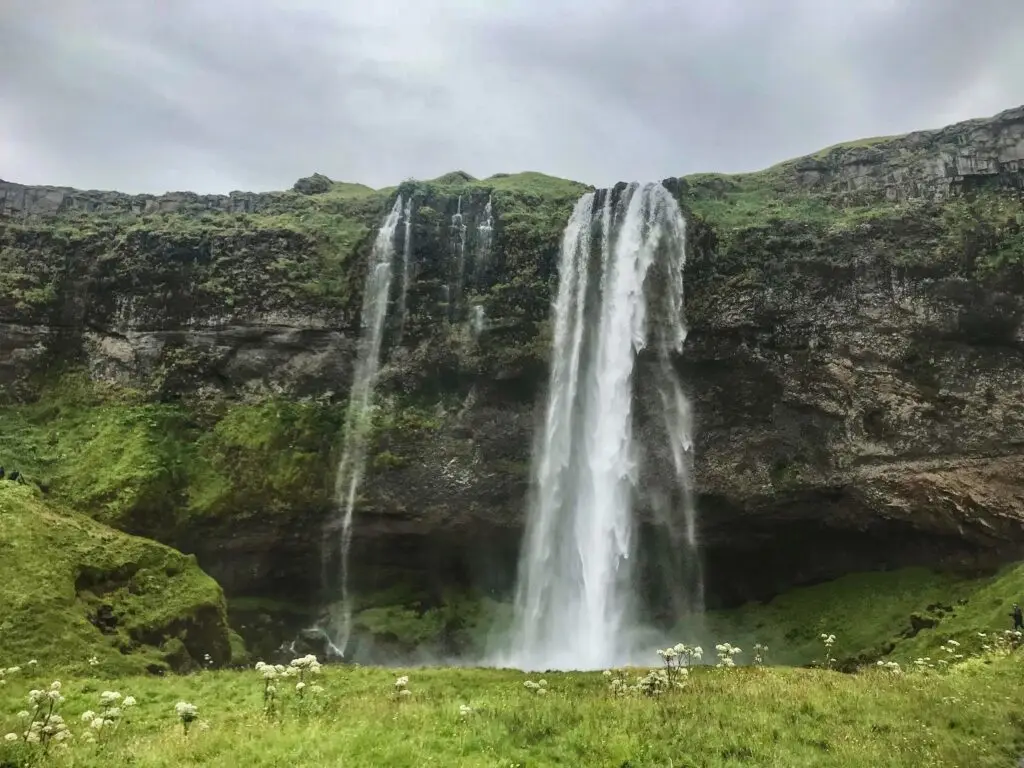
657,643,703,669
394,675,412,700
992,630,1024,655
174,702,199,735
458,704,473,718
875,660,902,675
939,639,965,667
0,665,19,688
255,655,324,716
820,633,837,669
752,643,769,667
9,682,71,749
715,643,742,667
522,679,548,695
80,691,137,743
604,666,686,697
289,654,324,699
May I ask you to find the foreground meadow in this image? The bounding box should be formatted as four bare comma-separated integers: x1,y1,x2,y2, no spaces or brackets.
2,652,1024,768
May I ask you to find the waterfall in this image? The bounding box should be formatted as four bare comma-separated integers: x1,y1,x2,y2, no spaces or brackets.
325,195,404,656
476,195,494,283
396,197,414,343
449,196,468,320
503,182,697,671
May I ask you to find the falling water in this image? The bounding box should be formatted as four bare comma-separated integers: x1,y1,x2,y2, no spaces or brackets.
503,182,696,671
325,195,404,656
449,196,468,320
470,304,486,338
475,195,494,283
396,197,414,343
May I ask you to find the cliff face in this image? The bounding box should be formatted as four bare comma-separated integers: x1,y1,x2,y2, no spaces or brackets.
2,109,1024,653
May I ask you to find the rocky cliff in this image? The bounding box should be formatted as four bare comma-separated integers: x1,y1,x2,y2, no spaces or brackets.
1,108,1023,658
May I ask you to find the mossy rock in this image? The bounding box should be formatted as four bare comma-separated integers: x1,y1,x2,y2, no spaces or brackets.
0,483,234,675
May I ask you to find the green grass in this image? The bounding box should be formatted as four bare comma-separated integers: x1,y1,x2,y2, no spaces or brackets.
702,569,978,666
0,484,232,676
703,564,1024,668
2,659,1023,766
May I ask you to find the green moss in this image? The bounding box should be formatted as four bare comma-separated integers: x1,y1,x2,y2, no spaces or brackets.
0,376,343,535
188,399,342,520
371,450,408,470
0,484,232,674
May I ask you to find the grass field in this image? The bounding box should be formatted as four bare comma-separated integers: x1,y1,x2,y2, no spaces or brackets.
2,650,1024,767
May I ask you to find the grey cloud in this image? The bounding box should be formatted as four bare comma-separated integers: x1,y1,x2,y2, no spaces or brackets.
1,0,1023,193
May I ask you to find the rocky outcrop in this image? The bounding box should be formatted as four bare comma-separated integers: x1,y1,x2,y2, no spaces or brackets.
781,105,1024,202
0,178,283,218
1,110,1023,654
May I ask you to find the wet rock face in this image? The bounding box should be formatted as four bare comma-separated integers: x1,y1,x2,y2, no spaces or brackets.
2,110,1024,616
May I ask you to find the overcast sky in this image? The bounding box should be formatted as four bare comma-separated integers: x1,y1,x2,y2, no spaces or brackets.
2,0,1023,194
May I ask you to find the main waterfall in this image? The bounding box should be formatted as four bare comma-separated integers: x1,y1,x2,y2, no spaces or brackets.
503,182,699,671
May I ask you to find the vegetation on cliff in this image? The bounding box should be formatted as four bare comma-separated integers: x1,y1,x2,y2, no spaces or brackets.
0,484,233,675
1,108,1023,679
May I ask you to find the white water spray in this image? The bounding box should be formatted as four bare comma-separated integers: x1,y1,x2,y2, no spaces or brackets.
327,195,404,656
476,195,494,278
396,197,414,343
449,196,468,319
503,182,697,671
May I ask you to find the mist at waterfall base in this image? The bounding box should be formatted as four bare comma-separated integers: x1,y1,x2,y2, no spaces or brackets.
310,183,702,669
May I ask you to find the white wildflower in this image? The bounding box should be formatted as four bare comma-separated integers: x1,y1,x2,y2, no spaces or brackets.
90,718,105,731
394,675,409,689
4,733,18,742
99,691,122,706
81,710,97,723
295,682,306,692
123,696,137,708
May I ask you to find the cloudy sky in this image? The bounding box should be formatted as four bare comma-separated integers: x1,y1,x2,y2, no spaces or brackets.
2,0,1023,194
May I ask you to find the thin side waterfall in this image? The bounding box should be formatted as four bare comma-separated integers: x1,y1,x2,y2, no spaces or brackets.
476,195,494,282
502,182,697,671
325,195,404,656
396,197,414,343
449,196,468,320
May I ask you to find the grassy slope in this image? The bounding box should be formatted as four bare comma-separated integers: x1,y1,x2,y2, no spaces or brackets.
0,484,232,676
1,661,1023,767
702,563,1024,667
